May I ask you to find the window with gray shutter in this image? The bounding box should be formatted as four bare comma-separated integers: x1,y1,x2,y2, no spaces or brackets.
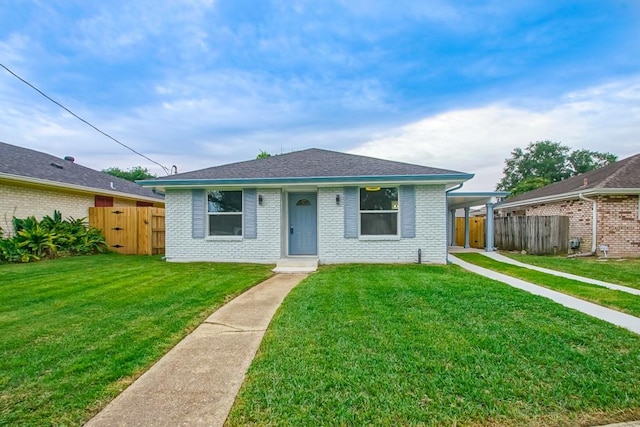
192,189,206,239
400,185,416,238
344,187,358,238
243,188,257,239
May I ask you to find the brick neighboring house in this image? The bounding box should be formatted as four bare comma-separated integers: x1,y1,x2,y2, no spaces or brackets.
139,148,473,265
0,142,164,233
497,153,640,256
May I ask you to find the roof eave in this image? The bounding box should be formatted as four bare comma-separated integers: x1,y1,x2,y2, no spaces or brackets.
497,187,640,209
1,173,164,204
138,173,474,191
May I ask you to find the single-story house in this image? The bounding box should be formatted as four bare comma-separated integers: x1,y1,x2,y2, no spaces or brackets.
139,148,473,266
0,141,164,233
497,153,640,256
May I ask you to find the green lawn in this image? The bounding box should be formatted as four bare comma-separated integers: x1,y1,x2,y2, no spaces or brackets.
456,253,640,318
0,254,273,426
501,253,640,289
228,264,640,427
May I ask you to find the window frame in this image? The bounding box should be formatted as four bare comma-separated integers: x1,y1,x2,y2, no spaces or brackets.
206,190,243,238
358,186,400,237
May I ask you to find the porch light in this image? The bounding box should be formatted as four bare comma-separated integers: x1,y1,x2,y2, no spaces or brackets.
258,195,263,205
365,186,381,192
336,194,340,205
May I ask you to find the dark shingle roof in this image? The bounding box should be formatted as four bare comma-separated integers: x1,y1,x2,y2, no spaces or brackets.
161,148,468,180
0,141,163,200
503,153,640,205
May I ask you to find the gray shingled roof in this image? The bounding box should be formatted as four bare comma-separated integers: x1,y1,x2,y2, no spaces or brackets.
161,148,468,180
503,153,640,205
0,141,163,200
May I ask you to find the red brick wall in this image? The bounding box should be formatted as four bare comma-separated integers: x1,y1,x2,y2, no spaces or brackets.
598,195,640,256
519,195,639,256
525,199,594,252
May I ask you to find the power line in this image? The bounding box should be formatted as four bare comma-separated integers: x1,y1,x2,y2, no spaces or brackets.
0,62,170,175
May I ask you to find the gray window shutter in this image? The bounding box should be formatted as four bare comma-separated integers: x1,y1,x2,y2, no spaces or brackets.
400,185,416,238
192,189,206,239
344,187,358,238
243,188,257,239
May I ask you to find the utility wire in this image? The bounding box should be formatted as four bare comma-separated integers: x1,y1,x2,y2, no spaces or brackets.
0,62,170,175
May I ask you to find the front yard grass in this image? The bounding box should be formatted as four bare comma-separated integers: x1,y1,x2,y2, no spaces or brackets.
456,253,640,318
501,253,640,289
228,264,640,427
0,254,273,426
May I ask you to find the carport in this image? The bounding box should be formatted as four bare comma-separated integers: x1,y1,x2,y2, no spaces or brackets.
446,191,509,252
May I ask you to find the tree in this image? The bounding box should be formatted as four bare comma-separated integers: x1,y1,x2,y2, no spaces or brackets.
103,166,157,182
256,150,272,159
496,141,617,195
567,149,617,175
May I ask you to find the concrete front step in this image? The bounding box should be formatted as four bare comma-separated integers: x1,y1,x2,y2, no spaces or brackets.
273,257,318,273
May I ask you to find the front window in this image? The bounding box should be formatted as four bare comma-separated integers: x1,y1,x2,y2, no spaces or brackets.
208,190,242,236
360,187,398,235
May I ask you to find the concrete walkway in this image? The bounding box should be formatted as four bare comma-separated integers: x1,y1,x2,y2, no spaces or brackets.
85,273,307,427
449,255,640,335
482,252,640,296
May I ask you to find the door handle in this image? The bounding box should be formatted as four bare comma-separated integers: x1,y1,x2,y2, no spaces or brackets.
290,227,294,234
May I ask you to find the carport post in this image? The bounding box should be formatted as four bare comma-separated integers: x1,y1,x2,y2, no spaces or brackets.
464,207,470,248
449,209,456,246
485,203,495,252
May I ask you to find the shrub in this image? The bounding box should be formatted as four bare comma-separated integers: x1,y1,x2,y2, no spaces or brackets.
0,211,108,263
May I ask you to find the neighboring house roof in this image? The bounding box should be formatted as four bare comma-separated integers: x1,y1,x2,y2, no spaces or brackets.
0,141,163,202
140,148,473,189
499,153,640,209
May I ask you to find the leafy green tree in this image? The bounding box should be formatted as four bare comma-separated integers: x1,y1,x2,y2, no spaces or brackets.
496,141,617,195
256,150,272,159
568,149,617,175
103,166,157,182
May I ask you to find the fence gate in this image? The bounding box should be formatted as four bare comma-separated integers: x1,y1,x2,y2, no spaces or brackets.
454,217,485,249
89,207,165,255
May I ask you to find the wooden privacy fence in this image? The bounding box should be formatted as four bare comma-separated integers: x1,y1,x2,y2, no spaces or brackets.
455,217,485,249
494,215,569,255
89,207,165,255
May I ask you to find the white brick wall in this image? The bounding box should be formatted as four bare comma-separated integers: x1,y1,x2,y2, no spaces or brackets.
164,185,449,264
164,188,282,263
317,185,447,264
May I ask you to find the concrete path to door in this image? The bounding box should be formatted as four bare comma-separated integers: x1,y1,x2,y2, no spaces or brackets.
85,273,307,427
449,255,640,335
481,251,640,296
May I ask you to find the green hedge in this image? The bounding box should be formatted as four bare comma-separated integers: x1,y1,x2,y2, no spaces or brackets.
0,211,107,263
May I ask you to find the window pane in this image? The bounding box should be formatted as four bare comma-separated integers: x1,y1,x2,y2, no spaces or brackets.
208,191,242,213
360,187,398,210
361,213,398,235
209,214,242,236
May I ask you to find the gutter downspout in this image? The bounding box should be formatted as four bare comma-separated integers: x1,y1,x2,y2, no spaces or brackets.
445,183,464,263
579,193,597,254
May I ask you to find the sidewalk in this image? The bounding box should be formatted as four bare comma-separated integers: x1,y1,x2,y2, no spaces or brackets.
85,273,307,427
449,255,640,335
481,252,640,296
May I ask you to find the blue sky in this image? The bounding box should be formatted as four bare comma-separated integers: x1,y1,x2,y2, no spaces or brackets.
1,0,639,190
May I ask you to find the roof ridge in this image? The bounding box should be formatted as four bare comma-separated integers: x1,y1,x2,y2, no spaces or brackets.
598,153,640,188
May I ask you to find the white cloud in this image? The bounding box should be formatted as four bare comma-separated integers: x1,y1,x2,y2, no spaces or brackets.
350,75,640,191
